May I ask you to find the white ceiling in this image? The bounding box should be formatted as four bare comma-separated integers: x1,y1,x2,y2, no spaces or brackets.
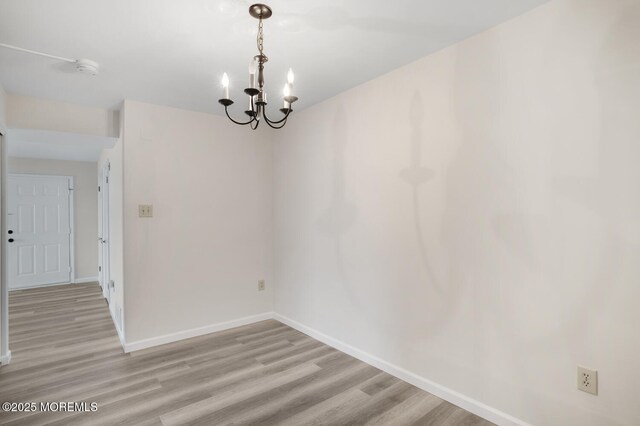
0,0,550,115
7,129,117,162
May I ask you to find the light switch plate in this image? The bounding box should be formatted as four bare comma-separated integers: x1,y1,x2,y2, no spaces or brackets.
139,204,153,218
577,366,598,395
258,280,265,291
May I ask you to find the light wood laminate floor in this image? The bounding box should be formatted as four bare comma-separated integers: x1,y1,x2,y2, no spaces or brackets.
0,283,492,425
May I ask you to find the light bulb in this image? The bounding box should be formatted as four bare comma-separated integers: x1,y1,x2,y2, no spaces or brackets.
221,72,230,99
287,68,295,84
249,60,257,89
283,84,291,110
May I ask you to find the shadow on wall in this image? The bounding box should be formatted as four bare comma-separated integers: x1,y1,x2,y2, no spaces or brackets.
399,91,438,293
393,88,465,345
316,104,357,280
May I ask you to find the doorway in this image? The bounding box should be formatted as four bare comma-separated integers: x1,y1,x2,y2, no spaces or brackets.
1,128,120,365
99,161,112,305
7,174,74,289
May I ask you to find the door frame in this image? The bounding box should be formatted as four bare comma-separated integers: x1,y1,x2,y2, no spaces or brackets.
98,162,111,302
7,173,75,289
0,132,8,364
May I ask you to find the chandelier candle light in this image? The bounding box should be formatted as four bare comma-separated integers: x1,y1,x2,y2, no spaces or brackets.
219,3,298,130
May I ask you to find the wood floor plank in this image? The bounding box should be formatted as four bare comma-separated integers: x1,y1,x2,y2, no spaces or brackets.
365,391,444,425
189,360,378,425
0,283,492,426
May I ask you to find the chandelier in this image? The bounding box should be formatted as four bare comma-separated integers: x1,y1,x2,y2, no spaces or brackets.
219,3,298,130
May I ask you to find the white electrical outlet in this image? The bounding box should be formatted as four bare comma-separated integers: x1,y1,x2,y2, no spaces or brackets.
258,280,266,291
577,366,598,395
138,204,153,217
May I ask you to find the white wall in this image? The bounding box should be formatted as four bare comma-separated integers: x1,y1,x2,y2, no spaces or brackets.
273,0,640,425
6,94,118,137
122,100,274,344
8,157,99,281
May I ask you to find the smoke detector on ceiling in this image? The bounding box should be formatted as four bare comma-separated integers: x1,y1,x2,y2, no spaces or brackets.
75,59,99,76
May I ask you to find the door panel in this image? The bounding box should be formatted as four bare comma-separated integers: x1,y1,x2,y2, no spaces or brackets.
18,245,36,276
8,175,72,289
44,243,62,272
17,204,35,233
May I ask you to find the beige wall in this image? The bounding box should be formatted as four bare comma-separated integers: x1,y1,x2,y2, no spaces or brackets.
274,0,640,425
8,158,99,281
6,94,119,137
122,100,274,344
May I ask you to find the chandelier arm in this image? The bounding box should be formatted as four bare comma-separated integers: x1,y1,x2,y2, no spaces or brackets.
262,107,291,125
225,106,256,126
251,119,260,130
263,116,288,130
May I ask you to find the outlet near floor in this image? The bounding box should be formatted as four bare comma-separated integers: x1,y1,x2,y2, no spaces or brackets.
577,366,598,395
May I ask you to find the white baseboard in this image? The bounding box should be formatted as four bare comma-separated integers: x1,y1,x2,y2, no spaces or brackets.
9,278,99,291
118,310,527,425
108,306,126,351
0,350,11,365
9,281,72,291
74,276,99,284
273,313,529,426
124,312,274,353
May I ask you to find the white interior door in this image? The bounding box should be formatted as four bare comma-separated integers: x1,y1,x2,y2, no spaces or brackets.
100,162,111,304
7,174,72,289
